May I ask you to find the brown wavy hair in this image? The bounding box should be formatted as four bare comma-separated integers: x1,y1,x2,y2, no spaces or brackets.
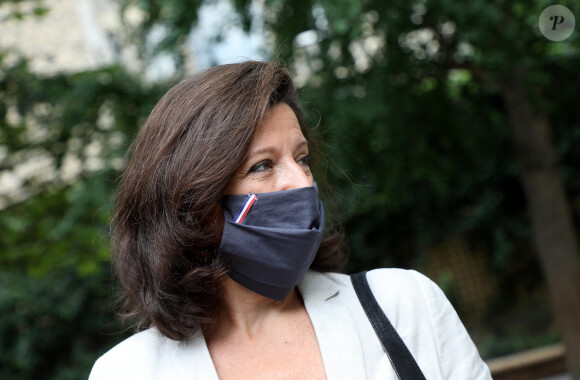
112,61,344,341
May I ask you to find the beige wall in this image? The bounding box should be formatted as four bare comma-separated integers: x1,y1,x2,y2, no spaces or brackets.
0,0,119,74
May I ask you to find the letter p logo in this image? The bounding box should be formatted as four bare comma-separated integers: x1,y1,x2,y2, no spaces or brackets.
550,15,565,30
539,5,575,41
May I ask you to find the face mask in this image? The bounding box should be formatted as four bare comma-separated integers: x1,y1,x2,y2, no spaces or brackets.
219,184,325,301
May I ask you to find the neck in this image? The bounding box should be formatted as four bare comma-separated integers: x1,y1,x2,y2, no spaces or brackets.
209,276,302,339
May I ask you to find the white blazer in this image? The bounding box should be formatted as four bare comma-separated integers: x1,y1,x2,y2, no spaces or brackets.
89,269,492,379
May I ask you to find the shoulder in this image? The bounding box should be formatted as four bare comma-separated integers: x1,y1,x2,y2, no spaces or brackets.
89,329,169,379
322,268,440,322
305,267,430,296
366,269,491,379
364,267,433,290
365,268,443,308
302,268,437,325
313,268,491,379
88,328,211,380
360,268,460,332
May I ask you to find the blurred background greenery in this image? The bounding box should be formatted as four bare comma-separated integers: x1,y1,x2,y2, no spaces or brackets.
1,0,579,378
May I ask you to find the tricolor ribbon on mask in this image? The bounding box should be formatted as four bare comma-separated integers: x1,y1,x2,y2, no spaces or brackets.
233,193,258,224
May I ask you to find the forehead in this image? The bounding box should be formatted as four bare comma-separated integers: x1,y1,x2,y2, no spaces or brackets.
250,103,305,145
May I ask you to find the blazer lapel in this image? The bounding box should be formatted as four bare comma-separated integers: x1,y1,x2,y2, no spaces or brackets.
168,271,367,379
171,333,220,380
299,271,367,380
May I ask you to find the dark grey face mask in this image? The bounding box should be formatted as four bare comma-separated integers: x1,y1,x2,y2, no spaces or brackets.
219,184,325,301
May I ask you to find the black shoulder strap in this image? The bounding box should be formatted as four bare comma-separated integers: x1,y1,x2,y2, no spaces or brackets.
351,271,426,380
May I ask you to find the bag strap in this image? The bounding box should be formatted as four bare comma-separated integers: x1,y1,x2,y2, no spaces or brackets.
351,271,426,380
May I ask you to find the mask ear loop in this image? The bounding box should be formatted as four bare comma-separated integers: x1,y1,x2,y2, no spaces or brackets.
233,193,258,224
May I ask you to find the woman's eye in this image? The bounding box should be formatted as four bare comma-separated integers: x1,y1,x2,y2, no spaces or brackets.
249,160,273,173
298,154,312,167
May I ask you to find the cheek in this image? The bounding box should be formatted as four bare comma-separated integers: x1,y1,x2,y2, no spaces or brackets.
223,176,247,196
224,170,278,195
241,180,276,195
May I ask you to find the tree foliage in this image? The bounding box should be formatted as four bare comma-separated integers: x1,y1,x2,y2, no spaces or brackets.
239,0,580,369
0,26,171,377
2,0,580,377
129,0,580,369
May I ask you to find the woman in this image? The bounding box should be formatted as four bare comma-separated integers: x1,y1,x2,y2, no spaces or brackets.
90,61,491,379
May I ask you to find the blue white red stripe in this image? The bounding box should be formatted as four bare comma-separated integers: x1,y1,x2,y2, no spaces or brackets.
234,193,258,223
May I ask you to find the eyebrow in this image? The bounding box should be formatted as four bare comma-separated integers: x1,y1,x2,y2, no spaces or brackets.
247,140,308,158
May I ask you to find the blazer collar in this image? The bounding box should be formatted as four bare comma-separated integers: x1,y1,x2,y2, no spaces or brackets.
182,271,367,380
299,270,340,301
298,271,367,379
